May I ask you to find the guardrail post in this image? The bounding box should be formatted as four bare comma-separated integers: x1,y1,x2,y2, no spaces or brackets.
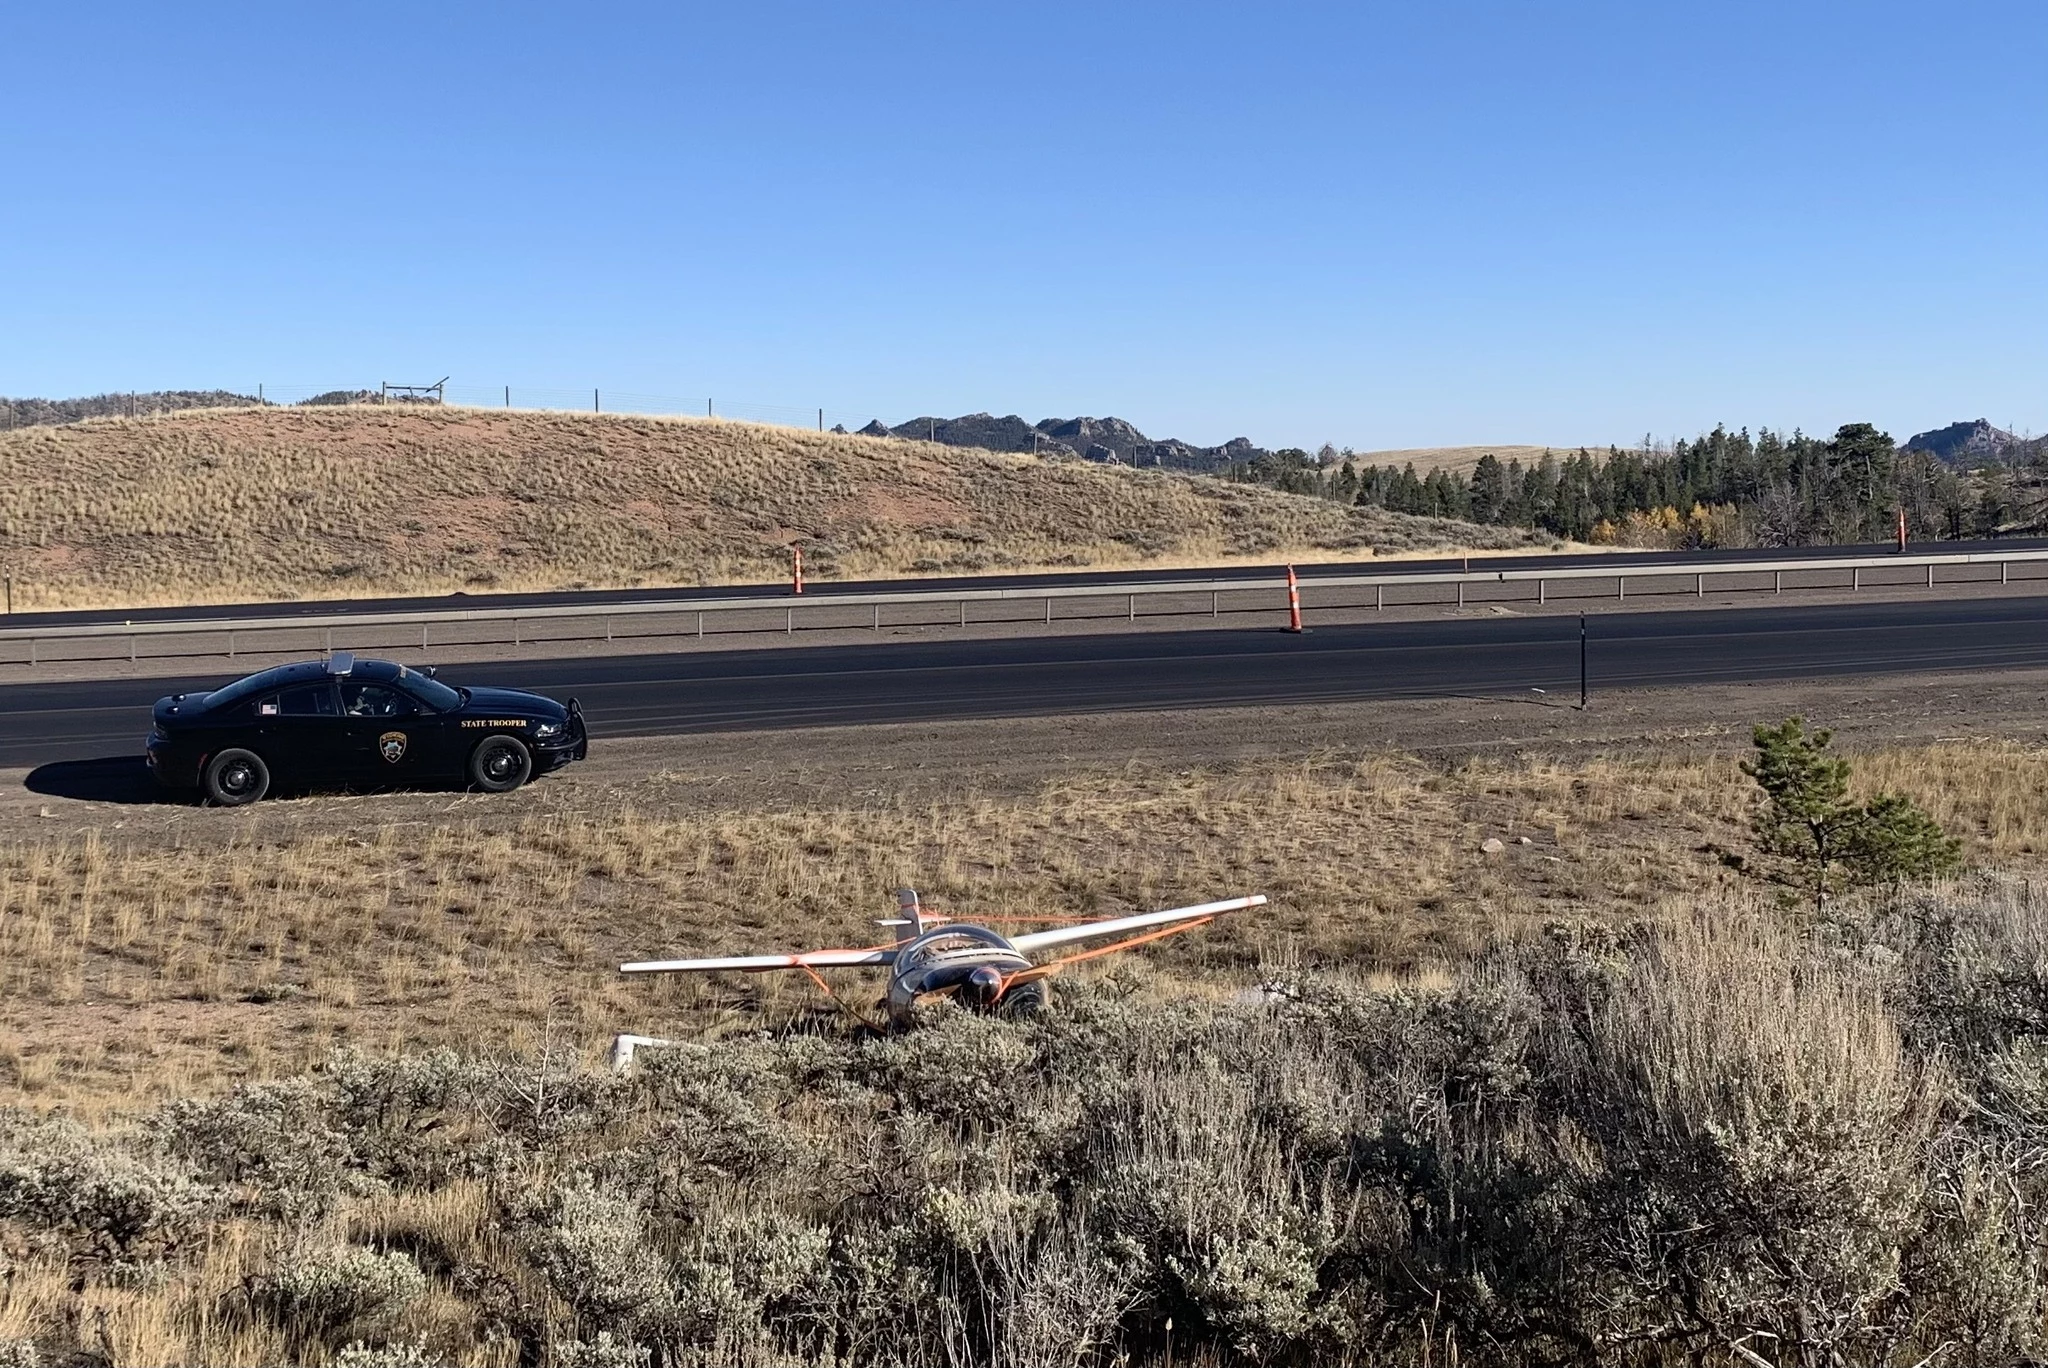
1775,571,1781,594
876,604,883,631
1046,598,1053,625
697,610,704,638
325,628,333,653
786,607,793,634
28,638,35,667
513,619,521,648
961,600,968,628
2003,560,2009,585
1456,579,1464,608
1618,575,1625,602
604,617,611,643
1926,564,1934,588
1211,590,1218,618
422,623,429,650
1852,568,1859,591
1696,573,1703,597
1127,594,1135,622
130,635,136,663
1376,584,1383,611
1538,579,1545,606
228,631,235,659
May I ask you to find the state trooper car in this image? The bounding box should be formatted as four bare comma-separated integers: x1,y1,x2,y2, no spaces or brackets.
145,653,587,805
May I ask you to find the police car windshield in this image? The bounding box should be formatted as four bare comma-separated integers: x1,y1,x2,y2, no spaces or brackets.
396,665,463,712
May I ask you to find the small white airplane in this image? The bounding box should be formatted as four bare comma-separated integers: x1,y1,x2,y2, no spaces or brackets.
619,888,1266,1026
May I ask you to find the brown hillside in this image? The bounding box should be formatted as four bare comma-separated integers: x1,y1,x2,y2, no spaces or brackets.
0,405,1540,610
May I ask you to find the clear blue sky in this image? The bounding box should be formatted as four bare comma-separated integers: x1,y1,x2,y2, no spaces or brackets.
3,2,2041,450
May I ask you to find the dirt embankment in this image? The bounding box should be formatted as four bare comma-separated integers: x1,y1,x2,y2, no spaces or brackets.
0,406,1540,611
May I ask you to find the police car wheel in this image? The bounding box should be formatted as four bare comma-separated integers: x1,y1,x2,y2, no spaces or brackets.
204,748,271,806
469,735,533,792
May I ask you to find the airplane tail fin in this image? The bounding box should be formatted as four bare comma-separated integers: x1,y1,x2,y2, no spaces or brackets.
875,887,936,943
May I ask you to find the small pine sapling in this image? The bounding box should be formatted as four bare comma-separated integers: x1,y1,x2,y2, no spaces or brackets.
1743,717,1962,904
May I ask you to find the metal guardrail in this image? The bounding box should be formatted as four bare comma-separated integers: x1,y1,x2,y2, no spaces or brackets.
3,548,2046,668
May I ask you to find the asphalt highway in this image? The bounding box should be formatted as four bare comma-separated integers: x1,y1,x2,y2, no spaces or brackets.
9,538,2043,630
4,595,2047,771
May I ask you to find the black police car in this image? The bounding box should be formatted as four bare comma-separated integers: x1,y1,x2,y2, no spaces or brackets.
146,653,587,805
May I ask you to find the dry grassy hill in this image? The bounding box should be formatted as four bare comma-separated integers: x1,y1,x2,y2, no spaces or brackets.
0,406,1542,611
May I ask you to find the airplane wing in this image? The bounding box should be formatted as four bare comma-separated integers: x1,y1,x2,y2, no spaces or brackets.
619,947,896,975
1008,895,1265,954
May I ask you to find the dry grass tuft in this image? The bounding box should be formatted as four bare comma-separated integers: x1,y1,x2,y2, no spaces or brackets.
0,405,1538,610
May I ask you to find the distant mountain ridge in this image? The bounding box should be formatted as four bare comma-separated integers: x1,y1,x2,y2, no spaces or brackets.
856,412,1271,472
1903,419,2040,466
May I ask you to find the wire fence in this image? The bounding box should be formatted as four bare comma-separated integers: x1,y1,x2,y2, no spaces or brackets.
238,382,868,433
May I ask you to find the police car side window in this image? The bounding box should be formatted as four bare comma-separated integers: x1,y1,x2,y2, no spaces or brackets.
342,684,417,718
276,684,339,717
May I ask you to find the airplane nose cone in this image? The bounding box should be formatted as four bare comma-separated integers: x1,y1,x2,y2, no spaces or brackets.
966,965,1005,1004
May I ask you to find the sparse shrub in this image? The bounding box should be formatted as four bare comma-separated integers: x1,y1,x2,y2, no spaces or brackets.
255,1245,427,1336
525,1185,671,1326
157,1076,358,1220
855,1009,1036,1126
554,1332,650,1368
666,1207,831,1347
0,1117,213,1262
333,1338,445,1368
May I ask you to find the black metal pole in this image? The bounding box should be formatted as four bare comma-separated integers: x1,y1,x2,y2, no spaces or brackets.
1579,613,1588,710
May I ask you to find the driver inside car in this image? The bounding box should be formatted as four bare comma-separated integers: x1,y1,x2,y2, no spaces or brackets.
341,682,403,717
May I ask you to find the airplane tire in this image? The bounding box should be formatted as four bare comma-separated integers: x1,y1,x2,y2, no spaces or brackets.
997,979,1048,1018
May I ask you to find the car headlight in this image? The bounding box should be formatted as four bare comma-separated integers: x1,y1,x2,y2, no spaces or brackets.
533,721,563,740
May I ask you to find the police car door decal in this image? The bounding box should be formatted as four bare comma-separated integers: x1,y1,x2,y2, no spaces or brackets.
379,731,408,763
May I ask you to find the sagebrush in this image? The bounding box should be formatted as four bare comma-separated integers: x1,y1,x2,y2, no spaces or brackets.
5,881,2048,1366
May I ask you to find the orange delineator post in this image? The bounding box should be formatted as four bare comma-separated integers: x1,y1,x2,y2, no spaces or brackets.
1896,507,1907,552
793,545,804,594
1285,564,1303,633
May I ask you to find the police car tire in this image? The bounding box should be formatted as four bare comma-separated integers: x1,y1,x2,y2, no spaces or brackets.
996,978,1048,1018
469,735,533,792
203,748,271,806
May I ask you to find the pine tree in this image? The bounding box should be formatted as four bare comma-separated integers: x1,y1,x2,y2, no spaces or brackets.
1743,717,1961,905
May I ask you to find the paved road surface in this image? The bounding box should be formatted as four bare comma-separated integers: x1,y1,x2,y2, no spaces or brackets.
3,596,2045,771
10,538,2042,630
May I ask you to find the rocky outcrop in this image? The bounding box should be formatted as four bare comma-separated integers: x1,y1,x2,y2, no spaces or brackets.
1904,419,2038,466
866,411,1277,472
886,413,1078,455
